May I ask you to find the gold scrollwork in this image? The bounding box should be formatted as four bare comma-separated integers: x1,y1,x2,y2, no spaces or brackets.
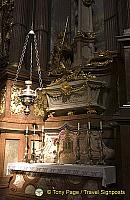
10,86,24,114
60,82,72,96
0,86,6,114
75,31,96,40
34,90,48,117
87,50,115,67
51,70,96,86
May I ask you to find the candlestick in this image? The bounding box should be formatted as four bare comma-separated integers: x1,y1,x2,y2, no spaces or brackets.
75,123,80,163
33,124,35,135
23,125,29,163
78,123,80,131
87,120,93,165
42,125,44,143
98,120,105,165
100,121,103,130
42,125,44,133
88,121,91,130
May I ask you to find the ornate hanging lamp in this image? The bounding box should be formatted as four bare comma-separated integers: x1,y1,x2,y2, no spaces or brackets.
13,0,43,115
19,80,36,115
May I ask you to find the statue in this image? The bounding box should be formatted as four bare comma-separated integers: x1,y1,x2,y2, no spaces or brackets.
48,17,73,77
48,32,73,77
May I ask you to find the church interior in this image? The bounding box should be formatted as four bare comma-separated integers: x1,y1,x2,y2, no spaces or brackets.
0,0,130,199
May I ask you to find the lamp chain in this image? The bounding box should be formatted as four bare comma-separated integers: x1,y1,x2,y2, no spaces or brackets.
30,42,33,81
13,33,30,87
13,31,43,89
34,34,43,88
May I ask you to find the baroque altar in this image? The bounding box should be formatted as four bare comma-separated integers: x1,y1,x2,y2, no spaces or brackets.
0,5,117,199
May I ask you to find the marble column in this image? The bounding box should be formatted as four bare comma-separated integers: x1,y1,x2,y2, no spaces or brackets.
73,0,95,66
117,30,130,105
80,1,93,32
9,0,29,67
81,1,94,59
34,0,49,71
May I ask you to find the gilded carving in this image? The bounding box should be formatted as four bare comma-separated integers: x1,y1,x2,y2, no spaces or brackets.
51,69,96,85
10,86,24,114
0,86,6,114
48,32,73,77
87,50,115,67
48,30,96,86
33,90,48,117
75,30,96,40
82,0,94,7
60,82,72,96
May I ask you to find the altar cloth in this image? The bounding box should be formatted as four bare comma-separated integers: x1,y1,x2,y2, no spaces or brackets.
7,162,116,187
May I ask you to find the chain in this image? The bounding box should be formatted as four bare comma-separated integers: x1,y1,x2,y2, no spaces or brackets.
30,42,33,81
34,34,43,88
13,30,43,89
13,33,30,87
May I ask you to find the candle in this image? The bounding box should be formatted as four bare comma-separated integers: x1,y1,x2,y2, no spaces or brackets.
88,121,91,130
100,121,103,130
26,126,28,134
42,125,44,133
25,126,28,150
34,124,35,135
42,125,44,143
78,123,80,131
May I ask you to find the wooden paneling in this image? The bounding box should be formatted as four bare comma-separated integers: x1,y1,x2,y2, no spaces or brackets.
4,139,19,175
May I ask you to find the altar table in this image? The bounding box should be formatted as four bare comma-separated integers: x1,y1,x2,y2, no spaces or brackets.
7,162,116,200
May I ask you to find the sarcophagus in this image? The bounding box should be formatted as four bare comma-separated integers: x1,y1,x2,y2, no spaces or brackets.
45,79,106,115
